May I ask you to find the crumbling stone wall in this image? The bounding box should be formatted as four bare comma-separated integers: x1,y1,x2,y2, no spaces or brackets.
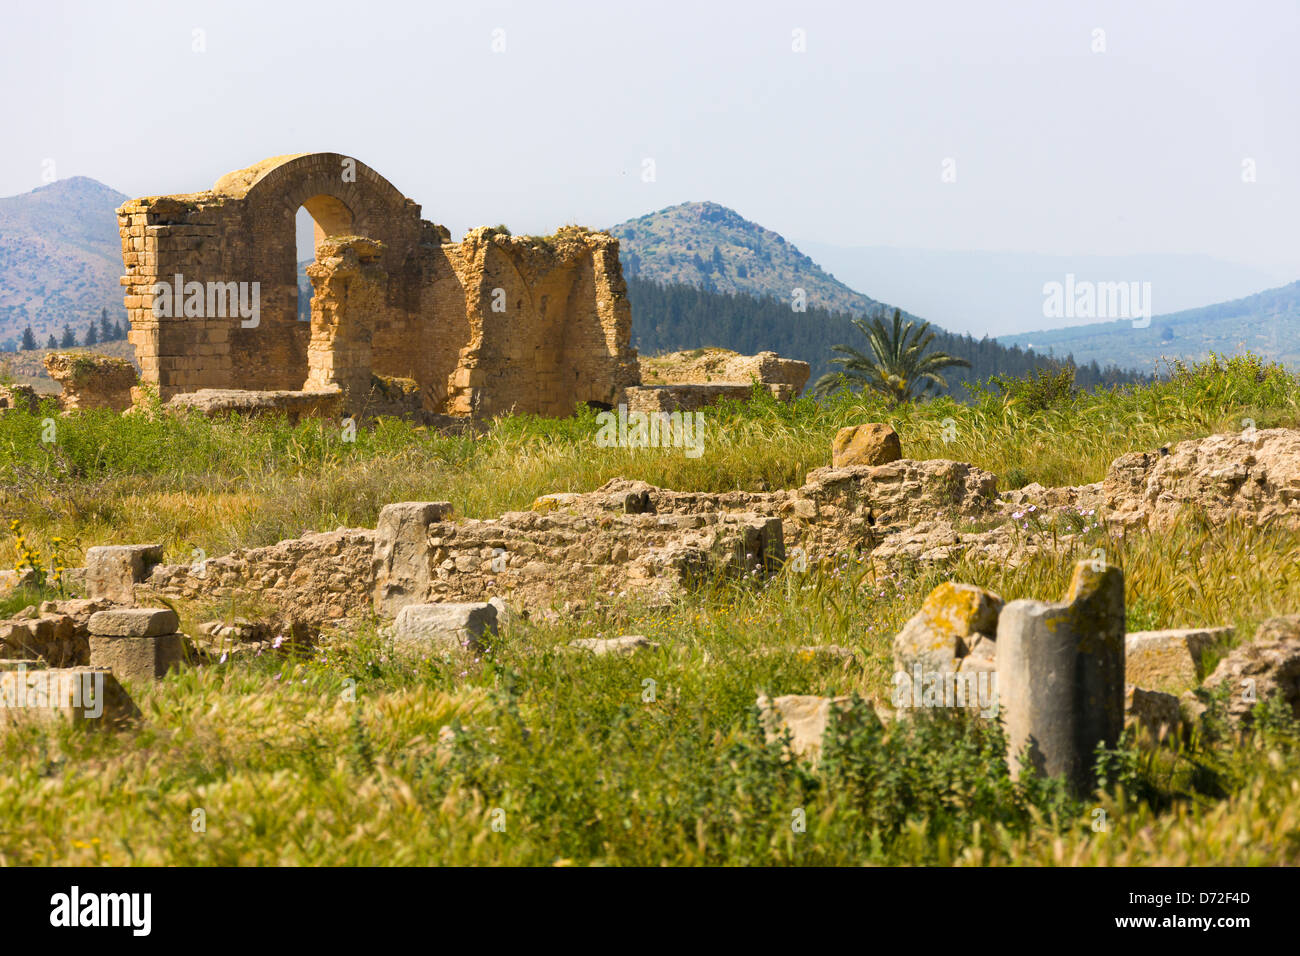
623,349,810,412
0,599,116,667
139,529,377,634
43,353,138,411
136,458,1000,629
374,504,784,617
0,384,40,414
440,227,639,417
117,153,639,415
1103,428,1300,530
638,349,810,398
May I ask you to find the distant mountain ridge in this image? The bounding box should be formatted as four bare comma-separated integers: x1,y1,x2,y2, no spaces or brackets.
0,177,129,347
796,242,1291,339
626,277,1146,399
1000,280,1300,371
607,202,882,317
4,178,1296,382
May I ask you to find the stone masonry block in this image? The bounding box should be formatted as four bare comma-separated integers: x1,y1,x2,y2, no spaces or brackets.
373,502,455,617
392,602,497,656
88,634,185,685
0,663,140,728
88,607,180,638
85,545,164,603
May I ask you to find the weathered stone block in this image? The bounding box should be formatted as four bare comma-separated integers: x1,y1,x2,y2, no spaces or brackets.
1201,615,1300,727
1124,627,1230,694
372,501,454,617
1125,685,1181,741
88,634,185,684
392,602,497,655
894,581,1003,673
756,693,860,763
85,544,164,603
0,664,139,729
88,607,180,638
832,423,902,468
568,635,659,656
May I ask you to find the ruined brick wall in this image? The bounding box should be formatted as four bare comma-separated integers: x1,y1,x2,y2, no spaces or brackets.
118,154,424,399
118,153,638,414
439,227,639,417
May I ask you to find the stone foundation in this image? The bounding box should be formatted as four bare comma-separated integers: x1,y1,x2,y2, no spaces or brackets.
134,458,999,632
164,388,344,423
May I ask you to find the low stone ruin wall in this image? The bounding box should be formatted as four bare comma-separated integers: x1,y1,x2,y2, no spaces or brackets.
625,349,811,412
0,599,117,667
129,456,1000,632
638,349,810,392
140,529,377,634
1104,427,1300,530
0,384,40,414
623,384,758,413
43,352,138,412
101,427,1300,639
164,388,344,423
373,501,784,618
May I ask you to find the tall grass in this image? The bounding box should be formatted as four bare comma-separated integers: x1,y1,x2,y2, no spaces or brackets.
2,354,1299,865
1,353,1296,568
2,528,1297,865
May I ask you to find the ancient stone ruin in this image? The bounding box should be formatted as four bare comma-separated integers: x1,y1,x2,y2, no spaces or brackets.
7,425,1300,762
42,352,138,412
116,153,808,420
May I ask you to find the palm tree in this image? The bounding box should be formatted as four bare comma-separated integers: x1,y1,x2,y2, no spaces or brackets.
811,308,970,404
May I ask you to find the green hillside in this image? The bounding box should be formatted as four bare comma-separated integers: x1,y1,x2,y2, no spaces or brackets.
0,177,130,348
1001,280,1300,371
609,201,881,316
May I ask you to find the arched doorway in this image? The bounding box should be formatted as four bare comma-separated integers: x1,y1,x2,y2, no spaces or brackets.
295,194,356,322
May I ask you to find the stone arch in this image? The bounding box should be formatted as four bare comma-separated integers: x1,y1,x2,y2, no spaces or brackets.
117,153,640,412
213,153,425,391
301,194,355,252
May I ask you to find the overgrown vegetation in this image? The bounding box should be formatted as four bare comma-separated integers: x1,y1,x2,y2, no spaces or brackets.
1,354,1298,865
811,307,971,402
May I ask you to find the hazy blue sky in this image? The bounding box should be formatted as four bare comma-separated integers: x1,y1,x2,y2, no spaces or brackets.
4,0,1297,275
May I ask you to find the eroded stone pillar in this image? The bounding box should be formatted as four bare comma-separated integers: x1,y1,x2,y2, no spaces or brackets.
996,560,1126,795
304,236,386,409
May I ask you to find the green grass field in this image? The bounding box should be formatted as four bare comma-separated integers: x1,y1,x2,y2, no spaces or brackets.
1,354,1298,865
